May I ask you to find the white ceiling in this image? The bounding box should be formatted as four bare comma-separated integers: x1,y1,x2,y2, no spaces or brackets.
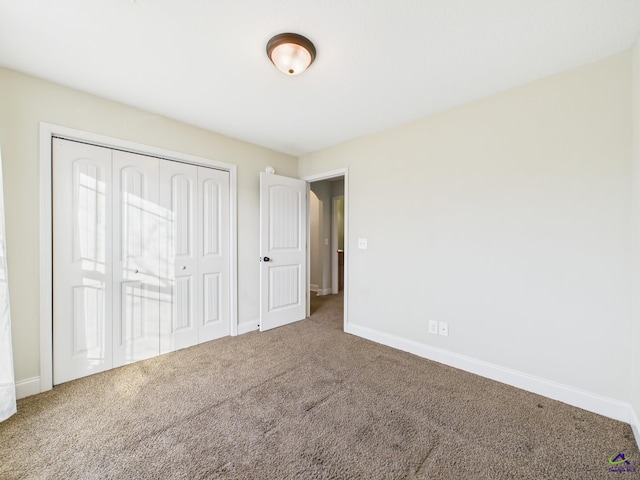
1,1,639,156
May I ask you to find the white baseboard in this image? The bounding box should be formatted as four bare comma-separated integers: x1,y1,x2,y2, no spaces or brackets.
237,319,259,335
311,286,333,296
346,323,634,425
630,405,640,451
15,377,41,400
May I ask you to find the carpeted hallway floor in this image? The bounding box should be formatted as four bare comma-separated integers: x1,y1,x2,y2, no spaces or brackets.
0,292,638,479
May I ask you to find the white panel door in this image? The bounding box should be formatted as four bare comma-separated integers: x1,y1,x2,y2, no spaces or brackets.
198,167,230,342
259,172,307,331
112,150,160,367
53,138,113,384
159,160,198,353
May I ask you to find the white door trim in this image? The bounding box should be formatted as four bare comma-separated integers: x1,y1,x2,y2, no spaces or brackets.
39,122,238,393
331,195,344,295
301,168,348,330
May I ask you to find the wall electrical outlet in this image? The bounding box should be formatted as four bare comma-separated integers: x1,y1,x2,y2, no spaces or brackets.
358,238,368,249
428,320,438,335
438,322,449,337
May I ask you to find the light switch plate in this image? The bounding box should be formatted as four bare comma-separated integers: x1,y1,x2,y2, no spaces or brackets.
358,238,368,249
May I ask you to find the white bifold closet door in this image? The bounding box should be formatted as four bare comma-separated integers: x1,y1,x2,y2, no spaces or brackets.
158,159,198,354
112,150,161,367
53,139,114,383
158,160,230,354
194,165,230,343
53,138,229,385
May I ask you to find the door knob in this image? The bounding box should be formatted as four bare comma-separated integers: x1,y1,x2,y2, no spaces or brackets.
134,269,139,274
261,256,271,262
182,266,186,270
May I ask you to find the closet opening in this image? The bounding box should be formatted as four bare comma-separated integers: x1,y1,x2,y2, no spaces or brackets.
39,123,237,390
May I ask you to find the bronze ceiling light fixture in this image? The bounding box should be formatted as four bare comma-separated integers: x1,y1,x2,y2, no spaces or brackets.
266,33,316,76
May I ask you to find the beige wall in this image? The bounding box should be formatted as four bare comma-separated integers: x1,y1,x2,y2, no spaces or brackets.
0,67,297,384
632,36,640,428
300,52,633,401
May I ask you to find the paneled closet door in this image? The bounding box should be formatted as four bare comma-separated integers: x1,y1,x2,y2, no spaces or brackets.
53,139,113,384
198,167,230,342
112,150,161,367
159,160,199,353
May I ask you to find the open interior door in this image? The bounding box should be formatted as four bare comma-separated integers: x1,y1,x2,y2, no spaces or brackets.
259,172,307,331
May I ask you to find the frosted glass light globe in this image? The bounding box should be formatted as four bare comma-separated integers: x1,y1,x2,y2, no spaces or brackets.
270,43,312,75
266,33,316,76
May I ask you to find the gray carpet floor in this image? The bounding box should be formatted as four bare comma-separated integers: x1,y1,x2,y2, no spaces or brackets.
1,292,638,479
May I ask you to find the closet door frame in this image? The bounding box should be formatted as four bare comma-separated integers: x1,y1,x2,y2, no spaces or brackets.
39,122,238,393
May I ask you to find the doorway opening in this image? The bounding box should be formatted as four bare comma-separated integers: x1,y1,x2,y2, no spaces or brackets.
305,170,347,330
